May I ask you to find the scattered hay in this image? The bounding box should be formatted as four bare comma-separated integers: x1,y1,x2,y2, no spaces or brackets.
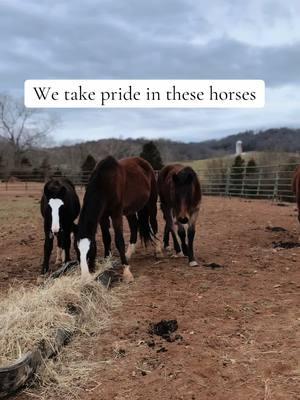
0,259,119,398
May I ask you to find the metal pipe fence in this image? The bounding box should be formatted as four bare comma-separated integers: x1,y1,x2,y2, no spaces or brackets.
0,163,298,202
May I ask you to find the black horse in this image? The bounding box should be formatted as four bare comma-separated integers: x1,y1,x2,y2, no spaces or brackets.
40,178,80,274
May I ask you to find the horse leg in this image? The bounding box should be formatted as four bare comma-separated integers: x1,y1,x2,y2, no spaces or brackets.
88,238,97,273
187,210,199,267
63,231,71,263
100,215,112,258
177,222,189,256
148,203,163,257
162,205,182,256
54,232,62,264
163,224,172,251
72,223,80,262
42,234,53,274
126,214,138,260
112,213,134,283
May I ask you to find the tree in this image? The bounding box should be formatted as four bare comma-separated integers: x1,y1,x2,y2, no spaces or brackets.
52,167,62,177
0,94,58,167
0,154,5,179
230,155,245,195
140,141,163,170
40,157,51,179
20,156,32,168
81,154,96,184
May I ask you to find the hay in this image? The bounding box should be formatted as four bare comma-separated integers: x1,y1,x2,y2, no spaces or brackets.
0,258,119,398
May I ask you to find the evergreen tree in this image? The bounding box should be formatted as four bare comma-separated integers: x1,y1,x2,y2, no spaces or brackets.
20,156,32,168
81,154,96,184
53,167,62,177
230,155,245,195
140,141,163,170
0,155,4,179
40,158,51,179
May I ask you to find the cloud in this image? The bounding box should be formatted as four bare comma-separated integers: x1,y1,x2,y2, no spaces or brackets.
0,0,299,142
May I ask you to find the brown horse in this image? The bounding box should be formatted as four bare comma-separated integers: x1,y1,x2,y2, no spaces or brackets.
158,164,201,266
292,166,300,223
77,156,160,282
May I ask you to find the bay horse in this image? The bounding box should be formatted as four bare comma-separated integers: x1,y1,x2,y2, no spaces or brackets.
157,164,201,267
77,156,160,283
292,165,300,223
40,178,80,274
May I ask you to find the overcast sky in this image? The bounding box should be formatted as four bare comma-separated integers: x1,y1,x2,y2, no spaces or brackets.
1,0,299,144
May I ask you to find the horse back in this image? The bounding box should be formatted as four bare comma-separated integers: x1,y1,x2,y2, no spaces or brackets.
119,157,157,213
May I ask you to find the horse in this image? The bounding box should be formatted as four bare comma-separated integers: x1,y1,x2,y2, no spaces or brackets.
157,164,201,267
77,156,160,283
292,166,300,223
40,178,80,274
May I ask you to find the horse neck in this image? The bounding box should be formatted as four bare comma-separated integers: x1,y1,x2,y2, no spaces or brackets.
78,191,104,239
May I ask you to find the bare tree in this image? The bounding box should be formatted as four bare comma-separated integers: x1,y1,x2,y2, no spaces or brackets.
0,94,58,167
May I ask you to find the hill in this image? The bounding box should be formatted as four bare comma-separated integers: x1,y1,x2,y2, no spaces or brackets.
2,127,300,172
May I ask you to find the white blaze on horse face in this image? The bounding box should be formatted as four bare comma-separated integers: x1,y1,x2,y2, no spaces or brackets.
48,198,64,233
78,238,91,276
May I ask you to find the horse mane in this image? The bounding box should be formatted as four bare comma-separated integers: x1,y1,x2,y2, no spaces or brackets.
88,156,118,183
176,166,198,185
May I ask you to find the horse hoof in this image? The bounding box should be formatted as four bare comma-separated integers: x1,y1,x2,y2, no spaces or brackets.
171,252,185,258
164,246,172,252
123,266,134,284
37,275,45,285
155,250,164,259
189,260,199,267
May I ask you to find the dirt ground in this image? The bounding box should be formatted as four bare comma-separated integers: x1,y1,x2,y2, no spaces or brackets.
0,192,300,399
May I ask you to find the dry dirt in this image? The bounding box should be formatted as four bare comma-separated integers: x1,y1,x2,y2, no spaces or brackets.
0,191,299,399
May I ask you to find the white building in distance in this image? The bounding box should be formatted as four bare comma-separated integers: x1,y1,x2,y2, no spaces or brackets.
236,140,243,155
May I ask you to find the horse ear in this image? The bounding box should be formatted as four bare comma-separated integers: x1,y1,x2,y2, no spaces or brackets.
44,183,51,199
172,173,179,184
185,173,193,184
59,186,66,197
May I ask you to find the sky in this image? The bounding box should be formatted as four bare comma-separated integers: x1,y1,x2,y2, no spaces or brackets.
1,0,300,144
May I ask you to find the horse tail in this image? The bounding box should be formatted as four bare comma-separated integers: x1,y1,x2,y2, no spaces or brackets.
149,171,159,237
137,171,159,245
137,207,155,246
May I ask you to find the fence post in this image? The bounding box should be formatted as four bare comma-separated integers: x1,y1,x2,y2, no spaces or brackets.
256,168,262,197
273,167,279,201
241,165,246,197
225,167,230,197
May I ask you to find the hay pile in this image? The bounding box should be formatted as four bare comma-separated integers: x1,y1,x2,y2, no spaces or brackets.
0,260,119,398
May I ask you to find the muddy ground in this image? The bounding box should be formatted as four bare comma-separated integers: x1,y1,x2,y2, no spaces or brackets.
0,191,299,399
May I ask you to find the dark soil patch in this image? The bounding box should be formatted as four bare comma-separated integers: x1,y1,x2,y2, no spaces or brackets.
272,241,300,249
204,262,224,269
276,202,290,207
266,226,287,232
149,319,179,342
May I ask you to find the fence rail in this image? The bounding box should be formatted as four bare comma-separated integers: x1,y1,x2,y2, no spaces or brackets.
0,163,298,202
